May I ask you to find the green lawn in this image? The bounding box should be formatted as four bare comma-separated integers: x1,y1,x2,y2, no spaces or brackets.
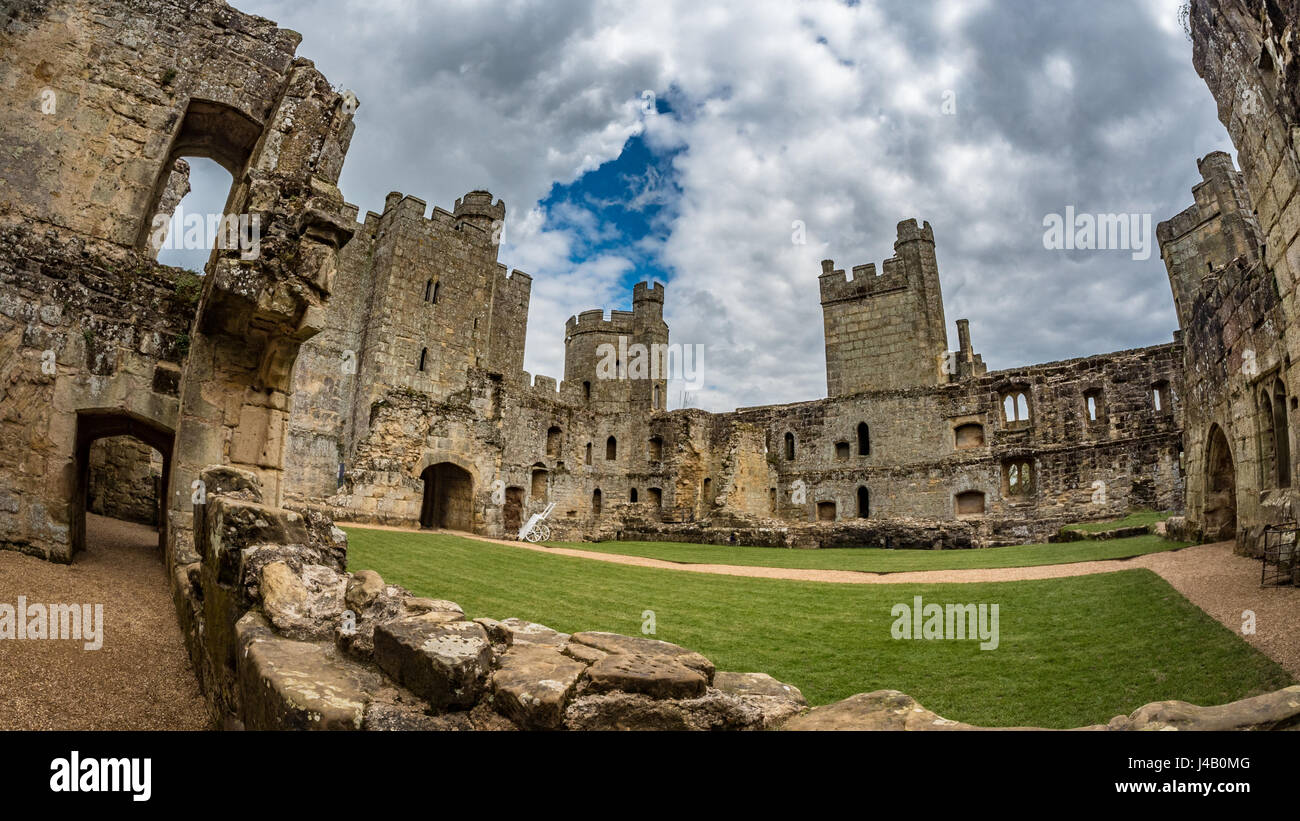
1061,509,1173,533
542,534,1188,573
343,526,1291,728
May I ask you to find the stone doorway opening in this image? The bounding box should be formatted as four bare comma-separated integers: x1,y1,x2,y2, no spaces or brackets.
503,486,525,535
419,462,474,531
73,410,174,558
1205,424,1237,541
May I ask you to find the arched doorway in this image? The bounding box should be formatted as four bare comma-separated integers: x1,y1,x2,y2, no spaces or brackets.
419,462,474,531
1205,424,1237,541
73,410,175,557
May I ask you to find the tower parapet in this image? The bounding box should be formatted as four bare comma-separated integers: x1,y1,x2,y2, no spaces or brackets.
564,281,670,413
820,219,950,396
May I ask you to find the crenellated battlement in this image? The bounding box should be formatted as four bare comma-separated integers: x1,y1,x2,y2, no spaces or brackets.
566,281,665,335
818,219,935,305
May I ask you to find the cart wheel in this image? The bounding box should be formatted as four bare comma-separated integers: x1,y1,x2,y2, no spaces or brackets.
525,527,543,543
537,524,551,542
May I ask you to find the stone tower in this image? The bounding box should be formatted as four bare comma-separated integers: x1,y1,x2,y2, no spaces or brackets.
1157,151,1262,328
819,219,950,396
564,281,670,414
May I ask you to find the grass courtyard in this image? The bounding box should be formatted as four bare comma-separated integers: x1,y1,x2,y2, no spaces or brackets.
547,533,1189,573
343,526,1292,728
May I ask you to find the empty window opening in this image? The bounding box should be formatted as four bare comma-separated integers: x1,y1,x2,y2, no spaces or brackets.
769,487,776,512
955,490,986,516
784,432,795,461
530,468,548,502
418,347,428,372
835,441,850,460
583,381,591,401
584,442,592,466
702,477,713,508
954,423,985,449
606,436,617,461
648,435,663,461
630,488,639,503
592,488,602,516
1003,460,1034,497
1084,388,1104,423
424,279,433,301
817,501,836,521
151,156,238,274
1152,381,1170,413
647,487,662,508
857,422,870,455
546,426,562,458
857,486,869,518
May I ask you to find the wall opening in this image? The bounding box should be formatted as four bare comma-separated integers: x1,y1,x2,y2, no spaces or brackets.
1205,424,1236,540
1272,379,1291,487
592,488,602,516
1002,459,1034,498
955,490,986,516
419,462,474,531
648,435,663,461
647,487,662,508
1001,389,1031,428
503,486,525,534
418,348,428,372
546,426,562,458
630,488,639,503
857,422,870,455
606,436,617,461
816,501,836,521
835,441,850,460
954,422,985,449
73,410,175,558
857,486,869,518
784,432,795,461
1152,380,1171,413
584,442,593,466
530,467,548,503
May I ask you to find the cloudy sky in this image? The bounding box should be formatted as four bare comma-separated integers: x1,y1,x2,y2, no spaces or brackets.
165,0,1232,412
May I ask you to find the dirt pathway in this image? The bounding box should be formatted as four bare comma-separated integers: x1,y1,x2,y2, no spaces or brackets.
343,522,1300,677
0,514,209,730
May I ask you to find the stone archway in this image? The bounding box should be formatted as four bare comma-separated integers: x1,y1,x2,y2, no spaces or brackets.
73,409,175,557
1205,424,1237,541
419,462,474,531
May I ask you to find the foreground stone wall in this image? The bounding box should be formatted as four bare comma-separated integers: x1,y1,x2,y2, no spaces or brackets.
183,467,1300,731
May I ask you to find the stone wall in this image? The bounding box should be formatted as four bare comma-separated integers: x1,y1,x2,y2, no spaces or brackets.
1179,0,1300,554
87,435,162,525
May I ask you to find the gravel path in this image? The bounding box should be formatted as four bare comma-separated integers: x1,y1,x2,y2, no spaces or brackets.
0,514,209,730
345,522,1300,678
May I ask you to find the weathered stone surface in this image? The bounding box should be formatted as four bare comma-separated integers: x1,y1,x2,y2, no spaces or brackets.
781,691,976,731
584,652,707,700
345,569,385,611
570,632,715,683
563,642,609,666
490,644,586,729
237,612,380,731
372,616,494,710
714,671,808,728
259,560,346,640
498,618,570,648
564,689,766,731
1108,686,1300,731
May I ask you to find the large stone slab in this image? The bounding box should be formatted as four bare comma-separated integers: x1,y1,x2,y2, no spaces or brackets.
781,690,976,731
1109,686,1300,731
259,560,347,640
564,690,766,731
490,644,586,729
584,652,707,700
237,612,381,730
570,631,715,682
373,616,494,710
714,671,808,729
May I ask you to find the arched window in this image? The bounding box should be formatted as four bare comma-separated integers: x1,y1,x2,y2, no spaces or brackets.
530,468,547,501
592,488,602,515
546,426,561,458
418,347,428,372
857,486,869,518
653,384,662,409
857,422,870,455
431,281,441,303
606,436,617,461
1001,389,1031,427
702,477,712,508
424,279,433,301
784,432,795,461
1004,460,1034,496
584,442,592,466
